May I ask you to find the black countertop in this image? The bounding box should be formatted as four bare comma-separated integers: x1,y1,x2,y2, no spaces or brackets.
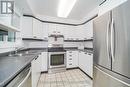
0,49,47,87
64,47,93,53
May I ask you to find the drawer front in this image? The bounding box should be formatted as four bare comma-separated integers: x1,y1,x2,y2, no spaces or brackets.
67,51,78,68
67,62,74,68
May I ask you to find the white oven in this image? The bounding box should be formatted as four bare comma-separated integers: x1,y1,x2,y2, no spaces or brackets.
49,52,66,69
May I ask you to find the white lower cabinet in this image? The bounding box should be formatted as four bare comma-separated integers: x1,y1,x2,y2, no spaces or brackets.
66,51,78,68
31,52,48,87
78,51,85,70
31,55,41,87
78,51,93,78
40,52,48,72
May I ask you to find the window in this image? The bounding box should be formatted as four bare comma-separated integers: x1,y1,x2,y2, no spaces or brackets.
1,1,14,14
0,29,15,42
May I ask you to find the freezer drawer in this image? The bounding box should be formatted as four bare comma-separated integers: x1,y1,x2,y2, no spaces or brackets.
93,66,130,87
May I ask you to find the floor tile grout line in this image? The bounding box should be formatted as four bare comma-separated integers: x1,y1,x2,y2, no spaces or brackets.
56,73,60,87
68,70,78,87
64,71,73,87
59,72,65,87
78,69,92,86
37,69,92,87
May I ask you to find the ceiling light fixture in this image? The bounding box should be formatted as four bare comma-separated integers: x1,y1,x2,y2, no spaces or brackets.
57,0,77,18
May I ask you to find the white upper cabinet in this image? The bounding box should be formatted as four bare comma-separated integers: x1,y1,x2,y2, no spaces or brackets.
56,24,64,35
83,21,93,40
42,23,49,40
21,16,46,39
33,18,43,39
48,23,63,35
75,25,85,40
64,25,74,40
63,25,71,40
21,16,33,38
63,25,85,40
21,16,93,40
48,23,56,35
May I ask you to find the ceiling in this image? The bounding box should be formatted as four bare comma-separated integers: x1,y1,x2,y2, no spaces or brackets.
16,0,104,20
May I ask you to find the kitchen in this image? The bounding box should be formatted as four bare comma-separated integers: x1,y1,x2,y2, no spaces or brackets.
0,0,129,87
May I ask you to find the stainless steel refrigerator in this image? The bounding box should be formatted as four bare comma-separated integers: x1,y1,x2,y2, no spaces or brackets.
93,1,130,87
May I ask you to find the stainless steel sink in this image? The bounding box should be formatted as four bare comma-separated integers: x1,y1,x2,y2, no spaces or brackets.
9,53,36,57
8,50,39,57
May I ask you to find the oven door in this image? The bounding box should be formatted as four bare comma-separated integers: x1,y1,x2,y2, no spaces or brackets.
49,52,66,68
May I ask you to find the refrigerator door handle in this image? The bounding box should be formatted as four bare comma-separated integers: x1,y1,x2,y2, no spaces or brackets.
106,18,111,61
110,19,115,62
111,19,116,62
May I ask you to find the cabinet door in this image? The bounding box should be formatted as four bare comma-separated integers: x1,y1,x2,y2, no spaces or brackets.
83,53,93,78
88,21,93,39
48,23,57,35
39,22,44,39
72,51,78,67
64,26,74,40
31,56,41,87
75,25,84,40
33,18,43,39
84,21,93,39
40,52,48,72
21,17,33,38
42,23,49,40
52,24,63,35
66,51,73,68
79,51,86,70
79,51,93,77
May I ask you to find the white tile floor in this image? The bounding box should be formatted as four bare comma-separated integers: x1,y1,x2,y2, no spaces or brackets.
37,69,92,87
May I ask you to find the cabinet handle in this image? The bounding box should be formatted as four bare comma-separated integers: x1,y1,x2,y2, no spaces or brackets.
88,53,91,55
35,56,38,60
69,55,72,57
33,36,37,38
69,58,72,60
85,52,87,54
69,51,72,53
69,63,72,65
